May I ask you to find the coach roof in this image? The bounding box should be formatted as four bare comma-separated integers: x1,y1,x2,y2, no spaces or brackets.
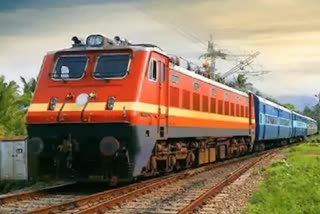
255,95,292,113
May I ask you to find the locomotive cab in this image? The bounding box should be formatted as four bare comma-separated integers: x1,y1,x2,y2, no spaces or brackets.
26,34,168,183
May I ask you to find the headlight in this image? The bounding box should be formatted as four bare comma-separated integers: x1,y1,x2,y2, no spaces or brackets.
99,136,120,156
76,93,89,106
28,137,44,154
86,34,104,47
106,96,116,110
48,97,58,110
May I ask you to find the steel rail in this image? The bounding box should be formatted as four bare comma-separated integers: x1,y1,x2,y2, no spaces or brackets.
68,154,267,214
25,176,171,214
177,151,275,214
0,182,76,205
27,152,260,214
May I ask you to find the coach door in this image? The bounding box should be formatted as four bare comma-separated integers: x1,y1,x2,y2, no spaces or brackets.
157,56,169,138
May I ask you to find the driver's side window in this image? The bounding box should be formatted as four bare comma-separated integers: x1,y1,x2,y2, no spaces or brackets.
148,59,157,82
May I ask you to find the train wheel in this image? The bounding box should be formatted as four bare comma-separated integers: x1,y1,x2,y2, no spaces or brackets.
186,152,195,167
150,156,157,175
168,155,176,171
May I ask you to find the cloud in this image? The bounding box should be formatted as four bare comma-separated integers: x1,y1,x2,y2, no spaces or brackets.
0,0,319,97
0,0,129,12
0,2,204,84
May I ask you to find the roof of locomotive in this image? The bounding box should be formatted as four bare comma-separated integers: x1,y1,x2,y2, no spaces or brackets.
47,44,165,54
170,64,248,97
48,43,248,97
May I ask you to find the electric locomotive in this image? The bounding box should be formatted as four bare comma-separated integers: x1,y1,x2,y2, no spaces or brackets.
26,34,257,183
26,34,317,183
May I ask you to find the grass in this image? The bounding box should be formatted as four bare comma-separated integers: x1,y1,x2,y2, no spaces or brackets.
247,136,320,214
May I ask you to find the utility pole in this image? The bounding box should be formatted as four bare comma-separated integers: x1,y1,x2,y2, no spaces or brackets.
199,34,227,80
199,34,261,81
208,34,216,80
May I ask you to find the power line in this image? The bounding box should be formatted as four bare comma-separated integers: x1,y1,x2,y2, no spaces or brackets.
130,3,207,49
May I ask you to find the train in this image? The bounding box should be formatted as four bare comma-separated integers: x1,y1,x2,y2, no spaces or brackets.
25,34,318,184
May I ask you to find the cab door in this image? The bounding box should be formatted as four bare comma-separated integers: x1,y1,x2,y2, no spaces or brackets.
147,52,169,139
157,57,169,138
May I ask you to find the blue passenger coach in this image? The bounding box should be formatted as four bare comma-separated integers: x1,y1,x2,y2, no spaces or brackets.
292,112,308,138
307,118,318,136
253,94,292,144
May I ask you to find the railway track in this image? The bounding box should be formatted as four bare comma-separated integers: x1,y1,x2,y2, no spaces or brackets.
0,146,285,214
0,182,107,214
177,151,276,214
22,149,276,214
100,152,275,214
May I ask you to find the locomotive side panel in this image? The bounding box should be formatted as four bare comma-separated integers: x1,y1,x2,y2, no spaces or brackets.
132,54,255,177
167,66,251,139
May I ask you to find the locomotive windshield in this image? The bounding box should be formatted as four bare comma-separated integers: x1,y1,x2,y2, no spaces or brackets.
52,56,87,80
93,54,130,79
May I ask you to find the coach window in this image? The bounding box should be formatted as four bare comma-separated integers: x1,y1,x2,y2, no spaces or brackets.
148,59,157,81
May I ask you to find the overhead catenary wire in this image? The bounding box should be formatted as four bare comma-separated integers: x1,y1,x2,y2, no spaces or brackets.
129,2,269,80
130,3,207,49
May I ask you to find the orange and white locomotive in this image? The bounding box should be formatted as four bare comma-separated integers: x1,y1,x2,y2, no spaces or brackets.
26,34,256,183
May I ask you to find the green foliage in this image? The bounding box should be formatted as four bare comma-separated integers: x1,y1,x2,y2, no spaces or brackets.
303,104,320,121
247,141,320,214
225,74,252,91
283,103,296,111
0,75,36,137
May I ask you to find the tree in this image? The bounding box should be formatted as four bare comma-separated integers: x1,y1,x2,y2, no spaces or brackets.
20,76,36,94
234,74,252,90
303,104,320,121
283,103,295,111
226,74,252,91
19,76,37,110
0,76,26,136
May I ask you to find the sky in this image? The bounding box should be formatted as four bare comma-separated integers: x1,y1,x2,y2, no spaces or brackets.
0,0,319,98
